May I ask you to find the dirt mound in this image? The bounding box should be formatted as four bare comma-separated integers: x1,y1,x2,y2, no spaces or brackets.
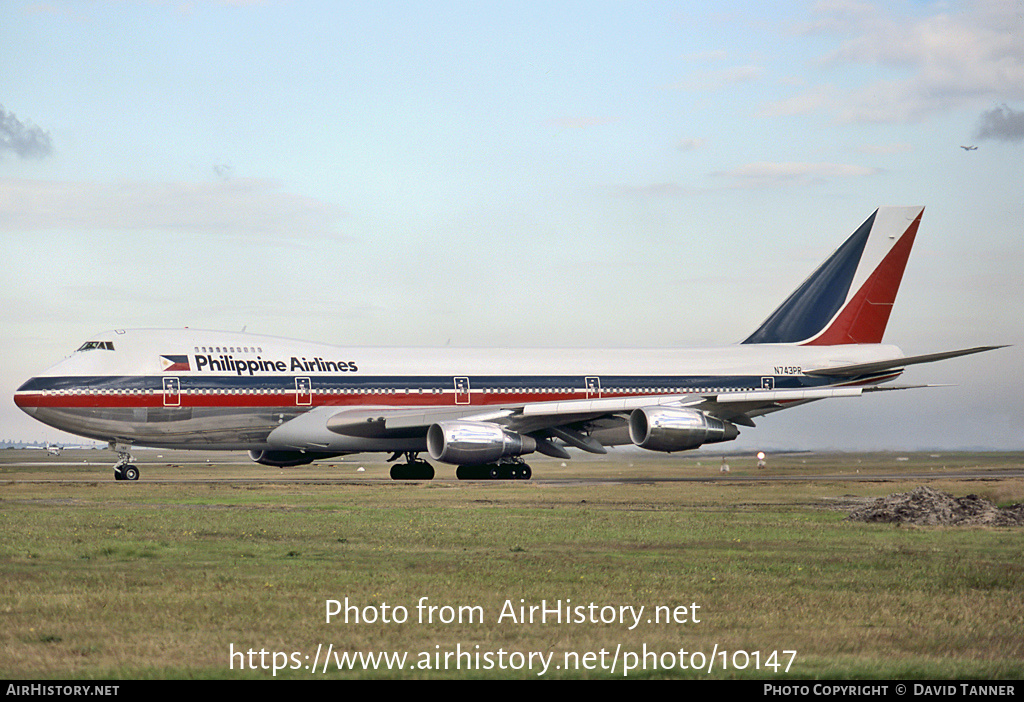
847,486,1024,526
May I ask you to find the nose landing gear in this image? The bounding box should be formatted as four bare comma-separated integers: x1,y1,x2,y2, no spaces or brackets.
111,443,139,481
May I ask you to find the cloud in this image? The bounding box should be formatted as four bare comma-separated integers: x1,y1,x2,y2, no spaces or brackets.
857,142,912,155
0,177,345,238
609,182,697,198
711,161,882,188
609,161,880,196
665,65,765,92
770,2,1024,123
974,104,1024,142
0,105,53,159
676,138,705,152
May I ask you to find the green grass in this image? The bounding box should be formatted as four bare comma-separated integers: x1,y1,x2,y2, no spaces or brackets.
1,450,1023,679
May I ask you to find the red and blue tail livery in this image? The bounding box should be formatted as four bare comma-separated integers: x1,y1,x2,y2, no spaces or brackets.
743,207,922,345
14,207,1001,481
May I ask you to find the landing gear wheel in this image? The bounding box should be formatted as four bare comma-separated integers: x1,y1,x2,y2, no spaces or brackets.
456,465,479,480
390,460,434,481
456,463,532,480
508,464,532,480
123,465,140,481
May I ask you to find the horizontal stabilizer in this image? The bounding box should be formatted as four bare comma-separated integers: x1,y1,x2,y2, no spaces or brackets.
804,345,1006,378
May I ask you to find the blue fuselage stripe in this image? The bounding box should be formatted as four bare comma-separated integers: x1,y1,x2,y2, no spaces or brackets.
18,373,831,395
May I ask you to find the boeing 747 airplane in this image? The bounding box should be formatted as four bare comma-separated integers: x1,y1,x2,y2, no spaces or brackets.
14,207,1000,480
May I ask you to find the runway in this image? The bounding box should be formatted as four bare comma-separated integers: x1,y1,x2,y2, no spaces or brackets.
3,448,1022,485
4,467,1024,485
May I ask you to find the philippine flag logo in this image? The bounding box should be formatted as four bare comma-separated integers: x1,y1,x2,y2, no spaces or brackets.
161,355,191,372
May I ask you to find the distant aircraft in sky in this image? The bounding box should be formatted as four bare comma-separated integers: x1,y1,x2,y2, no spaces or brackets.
14,207,1000,481
960,145,978,151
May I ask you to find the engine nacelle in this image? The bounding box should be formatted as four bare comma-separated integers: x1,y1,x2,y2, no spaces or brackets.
628,408,739,452
426,421,537,465
248,450,319,467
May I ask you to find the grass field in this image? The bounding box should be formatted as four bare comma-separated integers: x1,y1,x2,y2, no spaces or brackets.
2,450,1023,679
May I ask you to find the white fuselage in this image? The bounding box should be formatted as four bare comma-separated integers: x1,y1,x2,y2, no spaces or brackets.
14,328,903,452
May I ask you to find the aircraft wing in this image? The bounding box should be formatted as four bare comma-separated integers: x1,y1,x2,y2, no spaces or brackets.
503,387,872,429
688,383,937,426
321,396,667,443
317,375,958,437
317,385,880,443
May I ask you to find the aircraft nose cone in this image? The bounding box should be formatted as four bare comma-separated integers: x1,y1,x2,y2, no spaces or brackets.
14,378,40,415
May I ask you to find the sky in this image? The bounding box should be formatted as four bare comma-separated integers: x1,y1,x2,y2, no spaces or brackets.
1,0,1021,451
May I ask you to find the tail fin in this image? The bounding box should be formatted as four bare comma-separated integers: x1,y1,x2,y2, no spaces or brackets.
742,206,924,346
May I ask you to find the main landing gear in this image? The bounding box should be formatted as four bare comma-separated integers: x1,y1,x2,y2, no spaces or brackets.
387,452,436,480
111,445,140,481
386,453,533,480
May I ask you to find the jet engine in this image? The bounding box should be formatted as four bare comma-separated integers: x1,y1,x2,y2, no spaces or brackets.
426,421,537,465
248,450,320,467
628,407,739,452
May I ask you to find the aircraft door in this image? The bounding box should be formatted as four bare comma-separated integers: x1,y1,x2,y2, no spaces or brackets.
162,377,180,407
454,377,470,405
761,377,775,390
586,376,601,399
295,377,312,406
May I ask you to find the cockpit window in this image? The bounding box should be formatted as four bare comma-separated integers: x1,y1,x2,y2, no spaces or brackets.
76,341,115,352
